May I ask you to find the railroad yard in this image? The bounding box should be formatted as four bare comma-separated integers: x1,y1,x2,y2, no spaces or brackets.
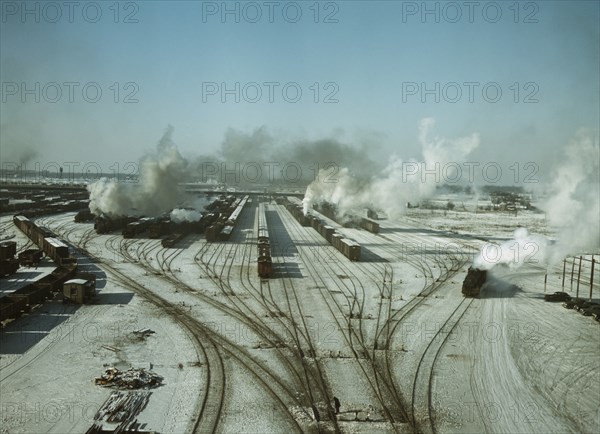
1,190,599,434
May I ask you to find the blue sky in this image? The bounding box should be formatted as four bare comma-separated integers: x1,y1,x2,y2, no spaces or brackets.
1,0,598,181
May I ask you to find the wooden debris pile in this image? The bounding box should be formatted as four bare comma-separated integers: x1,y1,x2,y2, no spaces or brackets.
95,367,163,389
86,391,153,433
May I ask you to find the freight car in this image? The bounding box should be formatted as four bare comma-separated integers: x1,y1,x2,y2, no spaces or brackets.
13,215,75,265
4,216,79,323
148,218,171,238
122,218,154,238
284,198,310,226
258,248,272,278
205,222,224,242
258,203,269,244
43,237,70,264
283,199,362,261
226,195,249,226
0,258,19,276
18,249,43,266
0,241,19,277
94,216,136,234
0,241,17,260
339,238,361,261
360,218,380,234
0,263,78,322
219,195,249,240
257,202,272,277
162,232,186,248
219,225,234,241
462,267,487,297
74,209,94,222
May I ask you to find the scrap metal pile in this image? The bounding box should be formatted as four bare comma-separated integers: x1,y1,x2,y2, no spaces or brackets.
95,367,163,389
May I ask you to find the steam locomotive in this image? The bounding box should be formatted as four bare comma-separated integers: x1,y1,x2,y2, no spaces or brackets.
462,266,487,297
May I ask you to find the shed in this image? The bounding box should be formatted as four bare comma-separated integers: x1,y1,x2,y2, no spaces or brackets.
63,278,96,304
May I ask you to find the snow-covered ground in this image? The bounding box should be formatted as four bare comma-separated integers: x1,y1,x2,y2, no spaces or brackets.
0,203,598,433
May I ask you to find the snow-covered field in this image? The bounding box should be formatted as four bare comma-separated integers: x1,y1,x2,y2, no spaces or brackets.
1,203,598,433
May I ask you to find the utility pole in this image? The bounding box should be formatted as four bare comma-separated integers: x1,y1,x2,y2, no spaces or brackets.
570,258,576,291
576,256,583,300
590,257,595,302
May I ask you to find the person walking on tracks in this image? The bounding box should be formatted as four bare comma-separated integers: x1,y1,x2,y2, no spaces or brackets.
333,396,341,414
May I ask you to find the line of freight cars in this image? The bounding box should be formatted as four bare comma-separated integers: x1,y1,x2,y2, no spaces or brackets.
284,200,361,261
13,215,76,266
312,201,380,234
1,215,79,323
257,202,272,277
205,195,249,242
1,200,91,218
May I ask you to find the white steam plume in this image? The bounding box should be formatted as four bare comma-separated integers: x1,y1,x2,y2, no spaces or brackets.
88,126,189,217
473,130,599,271
542,131,599,263
473,228,549,270
170,197,212,223
302,118,480,218
170,208,202,223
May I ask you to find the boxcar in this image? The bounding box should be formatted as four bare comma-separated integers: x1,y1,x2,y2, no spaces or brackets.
44,237,69,261
360,218,380,234
0,241,17,260
339,238,361,261
205,223,224,242
331,233,342,250
0,258,19,276
323,226,335,243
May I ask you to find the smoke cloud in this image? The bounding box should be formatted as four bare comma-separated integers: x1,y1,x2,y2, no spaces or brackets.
88,126,189,217
302,118,480,218
191,126,381,185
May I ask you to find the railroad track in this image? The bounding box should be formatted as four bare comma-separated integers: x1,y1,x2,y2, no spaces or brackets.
277,203,410,430
44,215,307,433
192,203,324,426
266,203,345,429
112,214,319,429
296,206,475,431
412,297,475,434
